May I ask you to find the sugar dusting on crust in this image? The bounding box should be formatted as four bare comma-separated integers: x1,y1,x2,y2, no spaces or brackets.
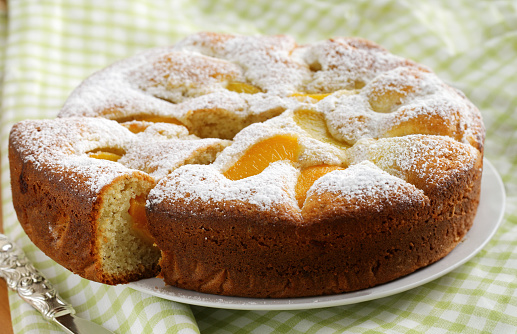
132,51,244,103
59,47,179,119
17,32,485,215
319,67,484,148
59,35,306,124
9,117,228,196
10,118,138,195
58,32,484,153
148,161,300,214
10,118,131,160
119,138,230,179
55,157,137,195
347,135,481,187
175,33,310,95
300,37,428,93
211,110,346,172
306,161,427,211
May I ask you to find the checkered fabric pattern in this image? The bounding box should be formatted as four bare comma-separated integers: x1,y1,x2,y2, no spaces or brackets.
1,1,516,333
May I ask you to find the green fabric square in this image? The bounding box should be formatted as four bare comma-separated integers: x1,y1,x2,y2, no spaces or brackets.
1,1,516,333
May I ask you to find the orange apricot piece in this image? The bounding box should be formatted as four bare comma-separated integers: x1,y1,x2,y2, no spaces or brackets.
293,109,348,148
88,151,122,162
226,81,262,94
295,164,344,207
291,92,331,102
128,195,155,245
223,134,300,181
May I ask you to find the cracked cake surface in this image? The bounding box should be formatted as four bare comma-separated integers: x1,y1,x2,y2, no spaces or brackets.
9,32,484,297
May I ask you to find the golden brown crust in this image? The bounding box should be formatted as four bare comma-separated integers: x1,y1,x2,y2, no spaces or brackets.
9,144,160,284
9,139,146,284
9,32,486,297
9,119,161,284
148,149,482,297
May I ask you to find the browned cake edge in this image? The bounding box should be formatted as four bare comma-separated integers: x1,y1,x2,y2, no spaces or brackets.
148,155,482,298
8,132,160,285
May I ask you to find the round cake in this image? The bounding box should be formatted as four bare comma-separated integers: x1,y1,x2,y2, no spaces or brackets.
9,32,485,297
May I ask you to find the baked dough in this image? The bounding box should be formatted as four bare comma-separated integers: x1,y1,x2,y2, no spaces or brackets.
9,32,484,297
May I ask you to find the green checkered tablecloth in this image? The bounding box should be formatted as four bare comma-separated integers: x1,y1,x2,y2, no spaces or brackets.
1,1,516,333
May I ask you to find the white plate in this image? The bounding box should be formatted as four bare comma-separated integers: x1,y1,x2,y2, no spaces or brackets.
128,159,506,310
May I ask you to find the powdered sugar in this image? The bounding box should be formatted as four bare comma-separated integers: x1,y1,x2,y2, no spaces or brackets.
10,118,143,196
9,117,226,195
149,161,300,214
319,67,483,148
11,117,131,158
59,33,484,156
347,135,480,188
119,138,230,179
211,110,346,172
16,33,485,215
306,161,427,211
175,33,310,95
301,37,427,93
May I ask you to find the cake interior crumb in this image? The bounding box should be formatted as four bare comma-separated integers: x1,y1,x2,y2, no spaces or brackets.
97,176,160,276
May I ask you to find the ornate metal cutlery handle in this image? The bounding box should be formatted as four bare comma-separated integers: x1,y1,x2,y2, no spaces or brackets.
0,234,75,320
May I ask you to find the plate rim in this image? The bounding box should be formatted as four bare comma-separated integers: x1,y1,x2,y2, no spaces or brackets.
128,158,506,310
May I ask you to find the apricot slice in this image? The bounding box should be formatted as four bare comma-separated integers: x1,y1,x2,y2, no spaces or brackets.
223,134,300,180
226,81,262,94
128,195,155,245
88,152,121,161
293,109,348,148
291,90,357,102
291,92,331,102
87,148,125,162
295,165,344,207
